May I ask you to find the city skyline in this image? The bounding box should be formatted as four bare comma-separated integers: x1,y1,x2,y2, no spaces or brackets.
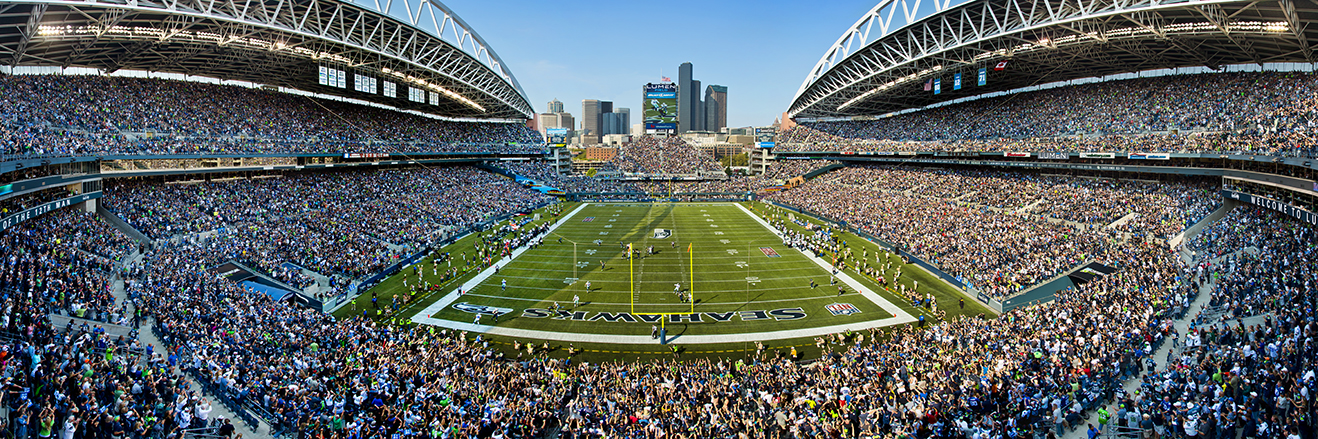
443,0,882,127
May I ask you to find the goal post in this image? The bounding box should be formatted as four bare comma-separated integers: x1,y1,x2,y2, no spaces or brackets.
628,241,697,344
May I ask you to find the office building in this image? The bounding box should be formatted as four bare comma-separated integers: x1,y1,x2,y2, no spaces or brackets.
582,99,602,144
678,62,696,133
601,108,630,135
705,85,727,132
602,113,623,136
692,79,705,131
558,113,575,132
536,112,575,133
580,146,618,161
547,98,564,113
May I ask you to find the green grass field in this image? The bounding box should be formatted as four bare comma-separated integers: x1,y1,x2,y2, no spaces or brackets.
345,201,994,362
420,202,906,335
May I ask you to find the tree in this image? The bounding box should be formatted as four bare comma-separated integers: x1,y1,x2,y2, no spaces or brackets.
719,153,749,168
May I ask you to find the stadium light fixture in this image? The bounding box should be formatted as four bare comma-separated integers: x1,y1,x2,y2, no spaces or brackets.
838,65,943,111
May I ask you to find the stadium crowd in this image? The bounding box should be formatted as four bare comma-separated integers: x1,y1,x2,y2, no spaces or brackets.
0,75,543,158
0,190,70,218
102,167,553,280
3,182,1315,439
778,72,1318,158
610,137,723,175
1186,206,1316,322
766,166,1219,299
1,209,132,325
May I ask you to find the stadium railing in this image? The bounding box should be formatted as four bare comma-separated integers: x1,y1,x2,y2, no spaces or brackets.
150,324,263,431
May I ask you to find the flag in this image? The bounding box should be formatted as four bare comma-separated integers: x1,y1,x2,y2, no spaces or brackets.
977,68,987,86
953,73,962,90
994,60,1008,71
661,76,671,82
688,243,692,252
923,79,932,91
933,78,941,95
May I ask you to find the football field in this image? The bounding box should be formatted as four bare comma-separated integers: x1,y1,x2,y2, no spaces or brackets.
411,202,917,344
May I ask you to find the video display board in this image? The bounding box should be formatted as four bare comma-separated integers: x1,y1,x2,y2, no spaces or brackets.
643,83,678,131
546,128,569,146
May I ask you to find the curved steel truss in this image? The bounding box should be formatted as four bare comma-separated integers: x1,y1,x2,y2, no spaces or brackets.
0,0,533,119
791,0,1318,118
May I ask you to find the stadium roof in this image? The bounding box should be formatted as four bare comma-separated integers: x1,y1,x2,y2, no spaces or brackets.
789,0,1318,119
0,0,533,119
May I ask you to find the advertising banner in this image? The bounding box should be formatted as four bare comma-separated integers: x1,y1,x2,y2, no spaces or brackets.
1005,152,1031,157
1038,152,1069,160
1129,152,1171,160
643,83,678,130
1080,152,1116,159
1223,190,1318,225
1,192,101,232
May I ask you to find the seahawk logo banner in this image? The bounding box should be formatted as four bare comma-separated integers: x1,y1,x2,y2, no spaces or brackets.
453,302,514,316
653,229,672,239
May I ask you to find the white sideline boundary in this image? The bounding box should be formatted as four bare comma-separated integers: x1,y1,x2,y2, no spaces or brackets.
411,202,918,344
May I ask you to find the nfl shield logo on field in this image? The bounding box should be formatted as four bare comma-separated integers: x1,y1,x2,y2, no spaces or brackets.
653,228,672,239
825,303,862,316
453,302,514,316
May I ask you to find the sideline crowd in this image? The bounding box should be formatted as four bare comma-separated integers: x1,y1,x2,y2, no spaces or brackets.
103,167,554,280
767,166,1219,299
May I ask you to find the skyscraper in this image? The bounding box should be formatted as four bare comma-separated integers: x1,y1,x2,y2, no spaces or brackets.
600,101,613,129
705,85,727,132
598,107,630,135
557,113,575,132
582,99,602,144
678,62,696,133
546,98,564,113
602,113,623,135
691,79,704,131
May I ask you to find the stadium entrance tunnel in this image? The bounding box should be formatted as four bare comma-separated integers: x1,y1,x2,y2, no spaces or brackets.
1000,262,1117,312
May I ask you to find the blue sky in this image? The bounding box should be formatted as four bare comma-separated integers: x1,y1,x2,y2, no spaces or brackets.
444,0,882,128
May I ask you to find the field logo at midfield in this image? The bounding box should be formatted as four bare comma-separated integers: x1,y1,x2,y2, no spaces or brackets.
759,247,781,258
520,307,807,323
825,303,862,316
653,228,672,239
453,302,514,316
582,217,594,222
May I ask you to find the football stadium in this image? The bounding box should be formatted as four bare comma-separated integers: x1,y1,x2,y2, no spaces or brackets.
1,0,1317,437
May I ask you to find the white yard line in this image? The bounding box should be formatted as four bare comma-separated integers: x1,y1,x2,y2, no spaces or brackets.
732,203,915,323
411,203,590,324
